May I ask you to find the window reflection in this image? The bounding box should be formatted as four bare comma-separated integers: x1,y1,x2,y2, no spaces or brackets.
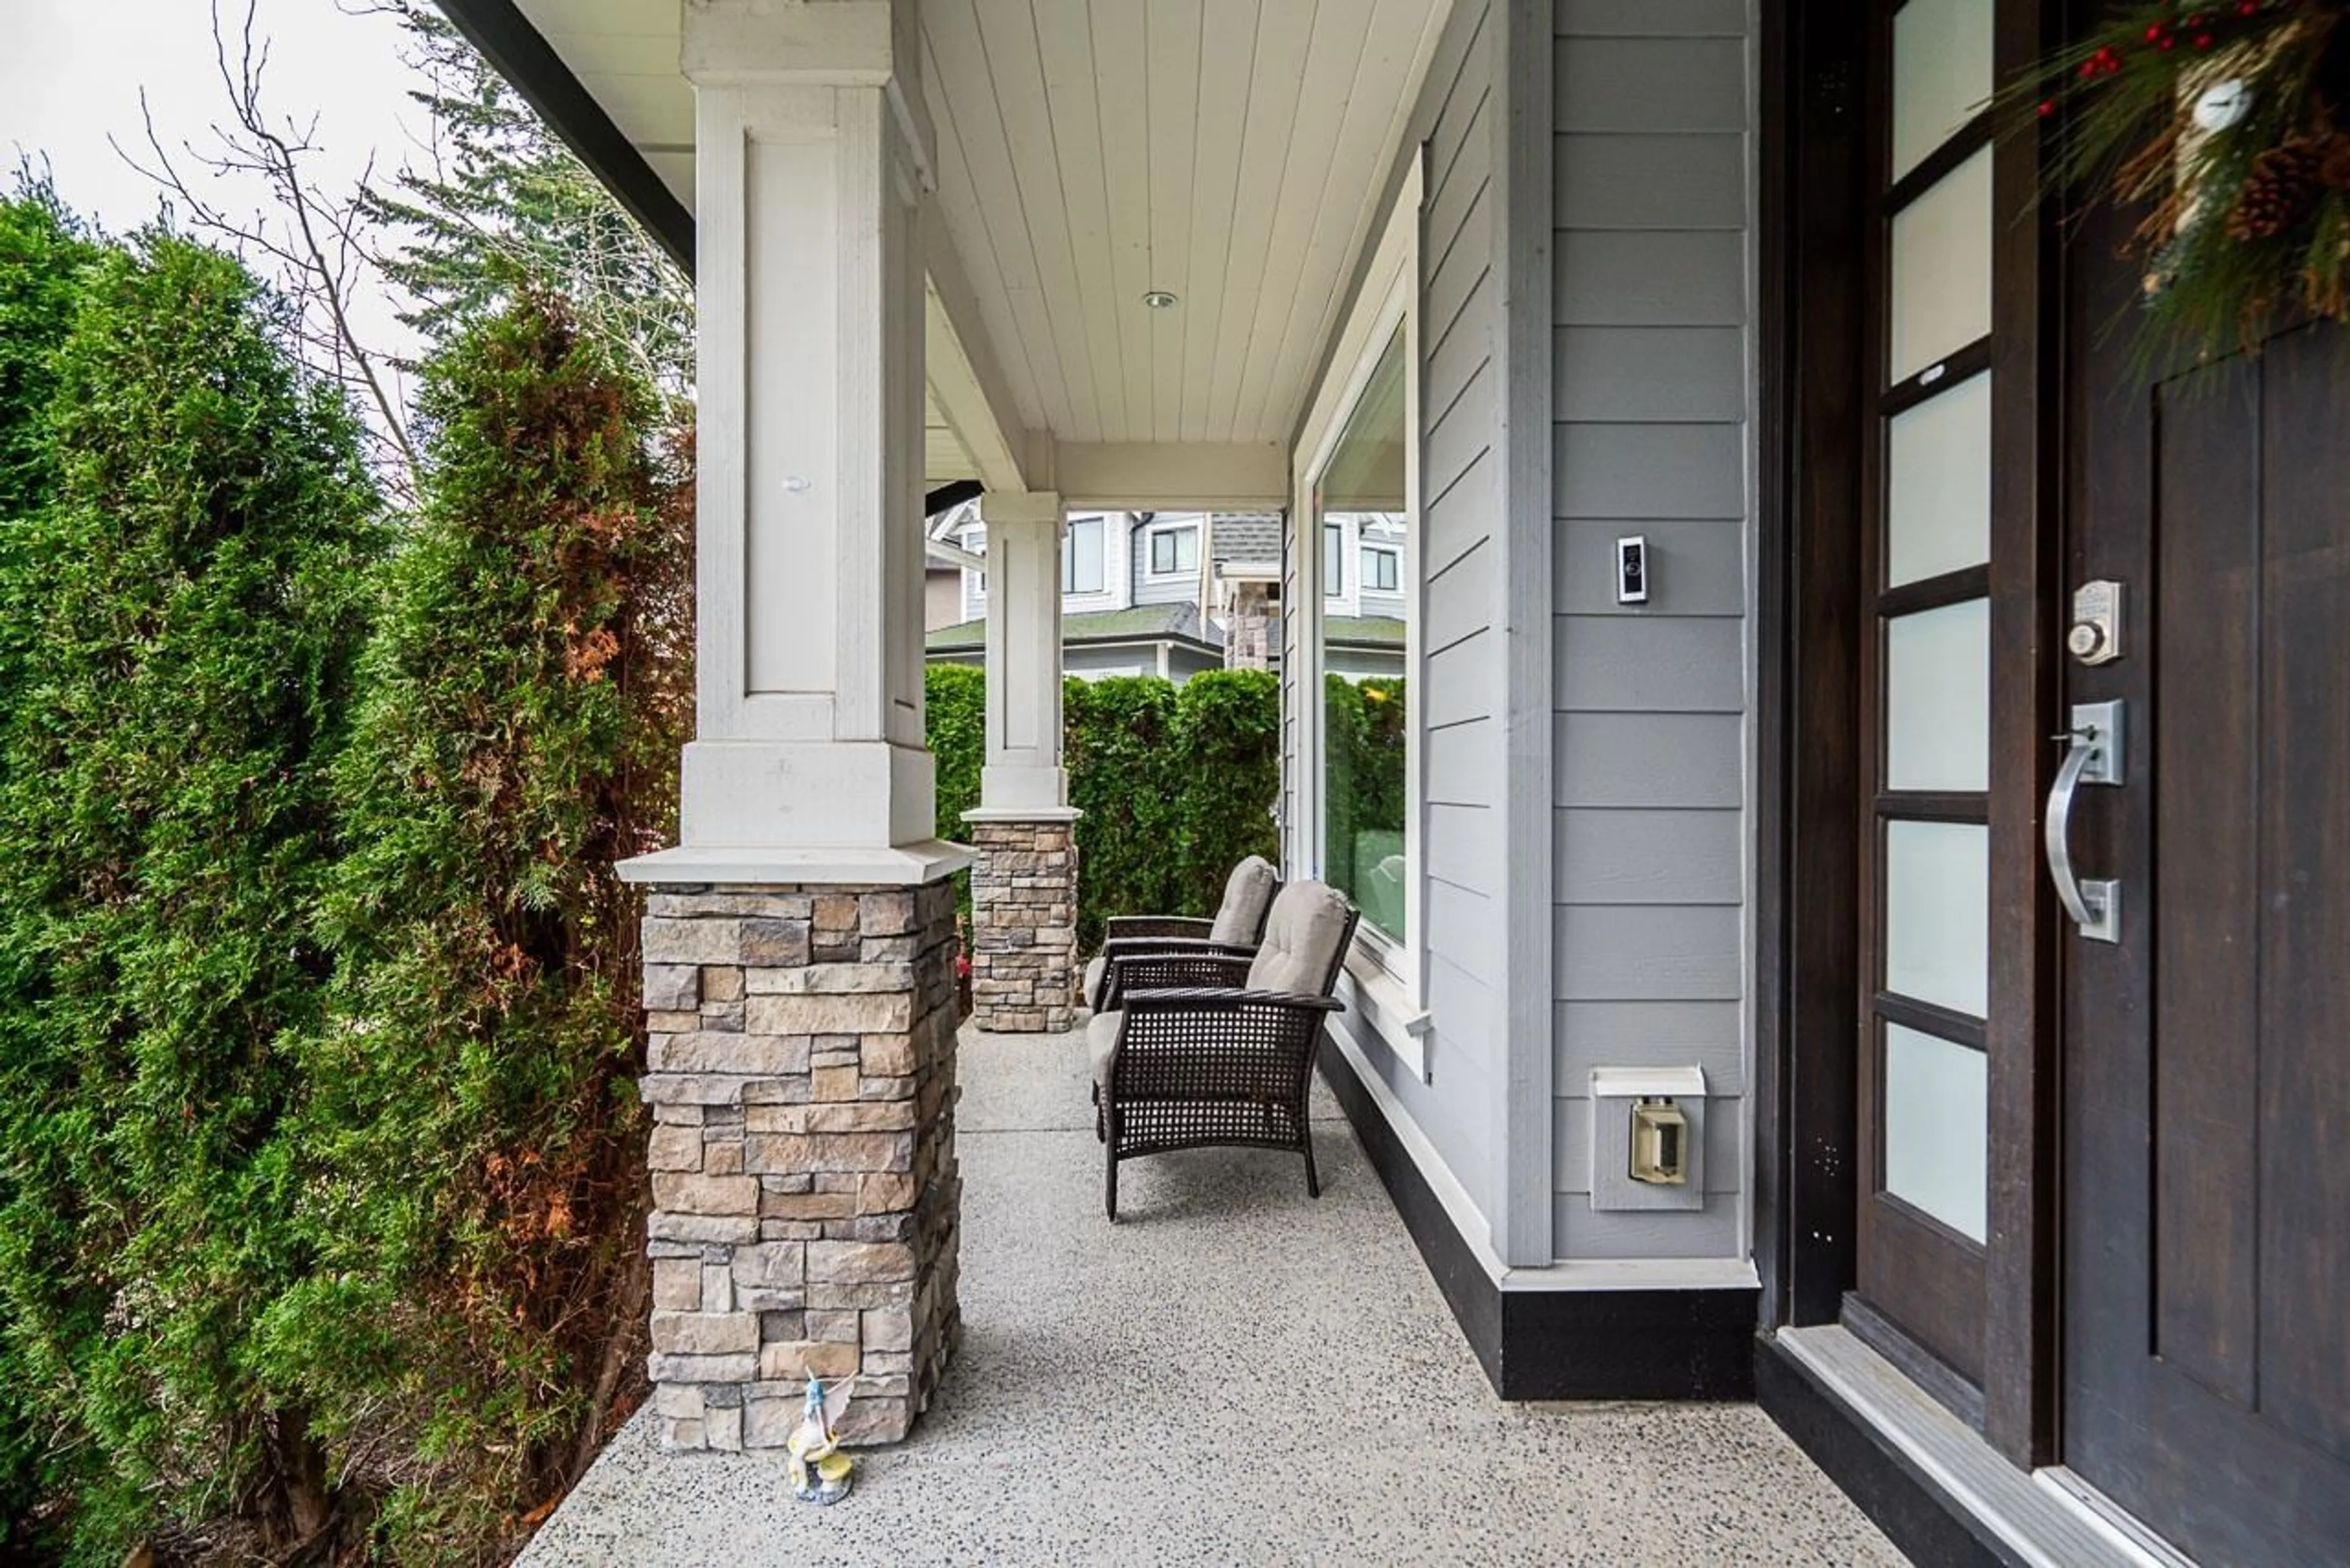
1315,326,1409,944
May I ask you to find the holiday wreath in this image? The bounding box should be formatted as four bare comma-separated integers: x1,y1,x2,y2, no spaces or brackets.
2013,0,2350,354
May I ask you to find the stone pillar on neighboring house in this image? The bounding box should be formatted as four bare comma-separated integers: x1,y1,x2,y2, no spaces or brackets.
1224,579,1275,671
966,491,1080,1033
620,0,972,1453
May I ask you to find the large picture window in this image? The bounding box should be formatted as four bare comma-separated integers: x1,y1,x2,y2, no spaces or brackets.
1315,325,1409,944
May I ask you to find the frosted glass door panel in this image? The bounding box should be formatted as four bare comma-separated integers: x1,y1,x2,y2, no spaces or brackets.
1889,148,1993,381
1886,598,1990,790
1884,820,1990,1017
1892,0,1994,179
1887,371,1992,586
1884,1024,1988,1241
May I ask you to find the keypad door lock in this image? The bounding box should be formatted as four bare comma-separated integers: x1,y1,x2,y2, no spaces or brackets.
2068,579,2125,665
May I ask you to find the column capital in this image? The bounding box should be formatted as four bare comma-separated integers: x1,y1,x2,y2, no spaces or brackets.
977,490,1064,529
683,0,912,88
682,1,934,188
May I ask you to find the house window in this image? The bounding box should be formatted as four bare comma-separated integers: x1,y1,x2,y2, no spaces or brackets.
1149,524,1199,576
1313,324,1409,946
1362,545,1398,592
1323,523,1345,597
1062,515,1103,594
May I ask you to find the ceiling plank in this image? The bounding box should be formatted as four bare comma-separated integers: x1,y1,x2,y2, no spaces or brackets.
971,0,1103,442
1203,0,1312,442
1261,0,1451,440
1086,0,1157,446
922,1,1076,437
1229,0,1375,440
1144,0,1204,442
1031,0,1129,440
1178,0,1258,443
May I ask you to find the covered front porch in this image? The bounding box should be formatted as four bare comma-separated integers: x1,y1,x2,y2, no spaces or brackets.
523,1024,1897,1564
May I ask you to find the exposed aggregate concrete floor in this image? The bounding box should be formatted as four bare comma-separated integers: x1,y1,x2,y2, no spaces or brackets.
522,1026,1904,1567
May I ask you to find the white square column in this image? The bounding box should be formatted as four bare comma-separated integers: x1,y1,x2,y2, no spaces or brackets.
622,0,963,888
971,491,1072,816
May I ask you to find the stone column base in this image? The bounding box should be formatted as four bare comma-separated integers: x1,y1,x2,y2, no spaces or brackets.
638,879,961,1450
964,816,1078,1034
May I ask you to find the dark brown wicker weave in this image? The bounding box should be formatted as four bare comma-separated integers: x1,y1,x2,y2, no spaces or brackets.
1089,884,1281,1011
1091,904,1359,1222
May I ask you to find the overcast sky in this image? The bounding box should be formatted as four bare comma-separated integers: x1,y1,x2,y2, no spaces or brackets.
4,0,435,377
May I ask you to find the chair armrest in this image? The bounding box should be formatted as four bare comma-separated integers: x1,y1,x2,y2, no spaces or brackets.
1102,914,1215,942
1098,935,1256,963
1119,987,1346,1014
1100,952,1255,1004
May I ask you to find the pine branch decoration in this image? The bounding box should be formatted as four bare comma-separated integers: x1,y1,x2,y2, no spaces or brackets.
2005,1,2350,357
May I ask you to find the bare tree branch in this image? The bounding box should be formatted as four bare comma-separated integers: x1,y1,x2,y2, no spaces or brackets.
113,0,419,495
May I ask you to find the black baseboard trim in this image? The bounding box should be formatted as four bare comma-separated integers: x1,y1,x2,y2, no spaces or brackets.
1317,1044,1758,1401
1755,1332,2011,1568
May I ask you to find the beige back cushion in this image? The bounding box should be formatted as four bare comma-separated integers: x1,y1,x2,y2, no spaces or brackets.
1207,856,1279,945
1245,881,1354,996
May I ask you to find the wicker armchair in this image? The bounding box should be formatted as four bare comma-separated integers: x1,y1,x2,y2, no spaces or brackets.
1085,854,1280,1012
1087,881,1359,1220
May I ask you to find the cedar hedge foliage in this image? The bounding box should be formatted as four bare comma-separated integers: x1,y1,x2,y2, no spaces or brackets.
925,665,1281,949
0,196,690,1564
0,223,386,1562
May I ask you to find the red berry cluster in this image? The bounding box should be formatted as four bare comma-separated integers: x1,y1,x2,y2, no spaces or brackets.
2040,0,2296,114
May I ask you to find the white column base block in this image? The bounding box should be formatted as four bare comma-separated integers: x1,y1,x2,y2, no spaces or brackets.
975,763,1074,817
622,739,966,885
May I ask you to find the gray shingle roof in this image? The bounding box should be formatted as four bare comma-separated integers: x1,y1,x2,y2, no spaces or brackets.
1209,513,1281,566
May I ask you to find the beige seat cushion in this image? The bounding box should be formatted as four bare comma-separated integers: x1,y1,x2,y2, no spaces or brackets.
1208,856,1279,945
1087,1010,1122,1086
1083,954,1108,1006
1245,881,1354,997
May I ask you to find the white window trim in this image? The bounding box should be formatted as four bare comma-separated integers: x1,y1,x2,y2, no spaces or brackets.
1289,146,1426,1077
1144,520,1201,578
1362,542,1400,592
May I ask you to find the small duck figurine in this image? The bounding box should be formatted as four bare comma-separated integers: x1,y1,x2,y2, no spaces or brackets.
785,1376,856,1506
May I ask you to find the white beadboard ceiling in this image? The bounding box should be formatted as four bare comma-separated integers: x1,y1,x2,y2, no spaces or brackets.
513,0,1450,450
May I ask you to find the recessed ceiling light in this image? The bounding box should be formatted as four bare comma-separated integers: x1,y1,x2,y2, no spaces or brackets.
1142,289,1179,310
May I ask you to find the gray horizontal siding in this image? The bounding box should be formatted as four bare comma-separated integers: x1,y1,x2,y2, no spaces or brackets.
1556,999,1747,1094
1550,0,1751,1261
1555,134,1744,230
1553,1196,1742,1260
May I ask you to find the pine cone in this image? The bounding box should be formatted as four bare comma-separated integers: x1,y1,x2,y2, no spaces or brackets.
2229,140,2326,240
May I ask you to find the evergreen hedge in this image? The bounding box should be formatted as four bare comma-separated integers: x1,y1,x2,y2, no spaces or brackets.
925,665,1282,950
293,295,691,1556
0,227,384,1562
0,200,691,1562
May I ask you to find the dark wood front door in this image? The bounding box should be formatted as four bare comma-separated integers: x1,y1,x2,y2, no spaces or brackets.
2063,239,2350,1562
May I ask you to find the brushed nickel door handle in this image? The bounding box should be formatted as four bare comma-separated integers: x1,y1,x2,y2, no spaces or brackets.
2044,700,2125,943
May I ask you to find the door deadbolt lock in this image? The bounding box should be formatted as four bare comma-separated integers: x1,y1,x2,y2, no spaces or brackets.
2068,579,2125,665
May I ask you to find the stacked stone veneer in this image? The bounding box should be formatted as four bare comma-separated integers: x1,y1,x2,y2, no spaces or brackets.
639,879,961,1450
966,818,1078,1034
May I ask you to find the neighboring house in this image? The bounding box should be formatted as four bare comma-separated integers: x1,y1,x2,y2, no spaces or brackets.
924,509,1394,683
456,3,2350,1564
